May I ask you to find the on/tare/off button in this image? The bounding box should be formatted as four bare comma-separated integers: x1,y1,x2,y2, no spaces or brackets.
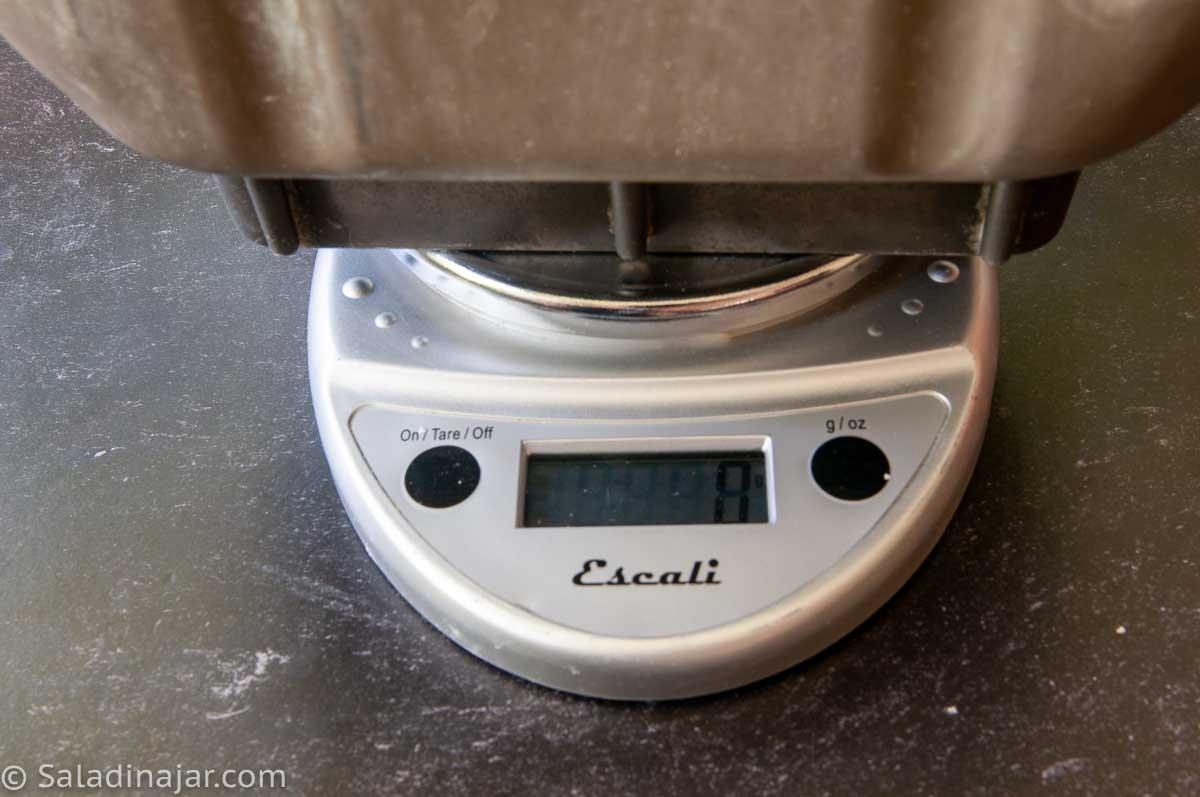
404,445,481,508
810,436,891,501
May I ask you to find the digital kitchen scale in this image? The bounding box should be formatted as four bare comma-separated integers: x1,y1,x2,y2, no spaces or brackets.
309,249,995,700
7,0,1195,704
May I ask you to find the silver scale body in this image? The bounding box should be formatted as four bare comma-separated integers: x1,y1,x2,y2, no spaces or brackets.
309,249,997,700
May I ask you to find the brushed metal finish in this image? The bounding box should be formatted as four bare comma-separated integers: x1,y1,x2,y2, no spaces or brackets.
2,1,1197,181
309,249,997,699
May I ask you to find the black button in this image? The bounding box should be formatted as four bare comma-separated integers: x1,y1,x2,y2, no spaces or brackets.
810,436,890,501
404,445,481,508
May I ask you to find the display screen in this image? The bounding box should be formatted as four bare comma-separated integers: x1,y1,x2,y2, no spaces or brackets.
522,451,769,527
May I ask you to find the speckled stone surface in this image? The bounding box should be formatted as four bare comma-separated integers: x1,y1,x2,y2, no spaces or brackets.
1,39,1198,796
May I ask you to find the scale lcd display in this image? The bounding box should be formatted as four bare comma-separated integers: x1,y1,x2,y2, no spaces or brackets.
522,451,769,527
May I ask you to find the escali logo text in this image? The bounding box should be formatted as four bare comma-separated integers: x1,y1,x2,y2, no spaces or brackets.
572,558,721,586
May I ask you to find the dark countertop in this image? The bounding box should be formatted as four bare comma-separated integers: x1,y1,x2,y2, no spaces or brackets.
1,40,1198,795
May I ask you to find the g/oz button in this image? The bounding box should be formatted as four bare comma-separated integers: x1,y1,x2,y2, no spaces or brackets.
404,445,481,508
811,436,890,501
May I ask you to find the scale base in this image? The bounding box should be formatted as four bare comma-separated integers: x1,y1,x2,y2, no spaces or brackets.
308,250,997,700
